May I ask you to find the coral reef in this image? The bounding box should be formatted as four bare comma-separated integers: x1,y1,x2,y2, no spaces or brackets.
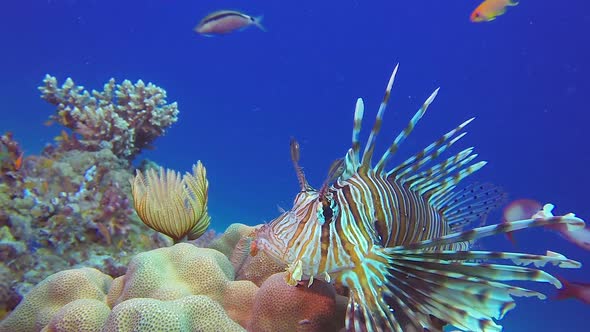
0,147,169,316
39,75,178,161
0,75,183,319
0,232,347,332
0,132,24,187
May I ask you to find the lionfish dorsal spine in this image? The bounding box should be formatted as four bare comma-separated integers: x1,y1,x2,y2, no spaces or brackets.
404,145,474,188
406,148,477,193
359,63,398,173
374,87,440,175
350,98,365,166
424,160,487,202
387,117,474,180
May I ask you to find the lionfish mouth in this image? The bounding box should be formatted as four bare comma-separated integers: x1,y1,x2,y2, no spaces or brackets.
250,220,289,263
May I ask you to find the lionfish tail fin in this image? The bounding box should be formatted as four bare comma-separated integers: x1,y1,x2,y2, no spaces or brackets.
343,245,580,332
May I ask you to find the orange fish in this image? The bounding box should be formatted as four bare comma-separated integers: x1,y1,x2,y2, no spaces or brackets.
195,10,265,36
470,0,519,22
14,152,24,170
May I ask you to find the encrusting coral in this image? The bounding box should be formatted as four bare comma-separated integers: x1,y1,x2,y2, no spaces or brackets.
39,75,178,161
130,162,211,243
0,226,347,332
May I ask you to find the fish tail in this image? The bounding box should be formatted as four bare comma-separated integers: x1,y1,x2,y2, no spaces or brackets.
253,15,266,32
553,275,575,300
341,244,580,332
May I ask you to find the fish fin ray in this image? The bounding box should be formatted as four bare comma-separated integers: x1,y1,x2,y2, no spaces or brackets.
392,212,585,251
345,246,579,332
359,65,398,173
341,247,441,332
253,15,266,32
437,183,507,231
374,87,439,174
388,117,474,180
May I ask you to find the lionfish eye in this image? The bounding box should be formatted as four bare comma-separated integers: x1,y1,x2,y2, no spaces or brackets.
322,204,334,220
319,196,335,221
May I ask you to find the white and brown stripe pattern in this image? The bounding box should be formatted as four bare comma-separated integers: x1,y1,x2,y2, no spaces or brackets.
253,65,585,332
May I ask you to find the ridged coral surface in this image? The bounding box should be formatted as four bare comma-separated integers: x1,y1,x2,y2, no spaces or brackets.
0,268,112,332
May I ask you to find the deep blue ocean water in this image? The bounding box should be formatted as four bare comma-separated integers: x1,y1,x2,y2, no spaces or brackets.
1,0,588,330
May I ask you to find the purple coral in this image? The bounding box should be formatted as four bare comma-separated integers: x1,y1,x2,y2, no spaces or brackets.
39,75,178,161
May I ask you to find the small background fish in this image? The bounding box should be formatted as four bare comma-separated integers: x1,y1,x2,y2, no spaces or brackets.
195,10,265,36
470,0,519,22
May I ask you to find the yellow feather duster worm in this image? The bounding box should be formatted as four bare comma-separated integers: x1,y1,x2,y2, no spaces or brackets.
130,161,211,243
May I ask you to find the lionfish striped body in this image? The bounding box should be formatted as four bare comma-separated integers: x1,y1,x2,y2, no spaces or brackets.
253,65,585,332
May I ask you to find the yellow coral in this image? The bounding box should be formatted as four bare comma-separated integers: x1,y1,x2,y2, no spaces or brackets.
131,161,210,243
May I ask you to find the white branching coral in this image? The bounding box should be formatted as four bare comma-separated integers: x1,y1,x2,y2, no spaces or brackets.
39,75,179,160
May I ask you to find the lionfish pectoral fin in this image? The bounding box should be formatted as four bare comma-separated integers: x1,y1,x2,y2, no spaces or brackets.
379,246,575,332
343,242,583,332
341,247,443,332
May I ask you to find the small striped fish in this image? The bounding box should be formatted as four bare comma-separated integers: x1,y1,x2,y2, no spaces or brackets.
252,65,585,332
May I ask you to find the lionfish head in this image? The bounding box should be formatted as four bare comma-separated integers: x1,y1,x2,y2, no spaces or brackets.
250,137,345,279
251,189,327,266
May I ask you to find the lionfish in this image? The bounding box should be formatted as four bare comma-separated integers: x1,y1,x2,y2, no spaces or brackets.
251,65,585,332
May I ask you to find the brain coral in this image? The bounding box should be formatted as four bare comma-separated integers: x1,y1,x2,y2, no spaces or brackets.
208,222,285,287
1,232,350,331
248,272,346,332
102,296,244,332
41,298,110,332
107,243,257,328
208,223,256,258
0,268,112,332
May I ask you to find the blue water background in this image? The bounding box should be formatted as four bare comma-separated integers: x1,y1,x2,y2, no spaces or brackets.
1,0,588,330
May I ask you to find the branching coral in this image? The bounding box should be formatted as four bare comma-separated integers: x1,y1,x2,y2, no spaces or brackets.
39,75,178,160
131,162,211,243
